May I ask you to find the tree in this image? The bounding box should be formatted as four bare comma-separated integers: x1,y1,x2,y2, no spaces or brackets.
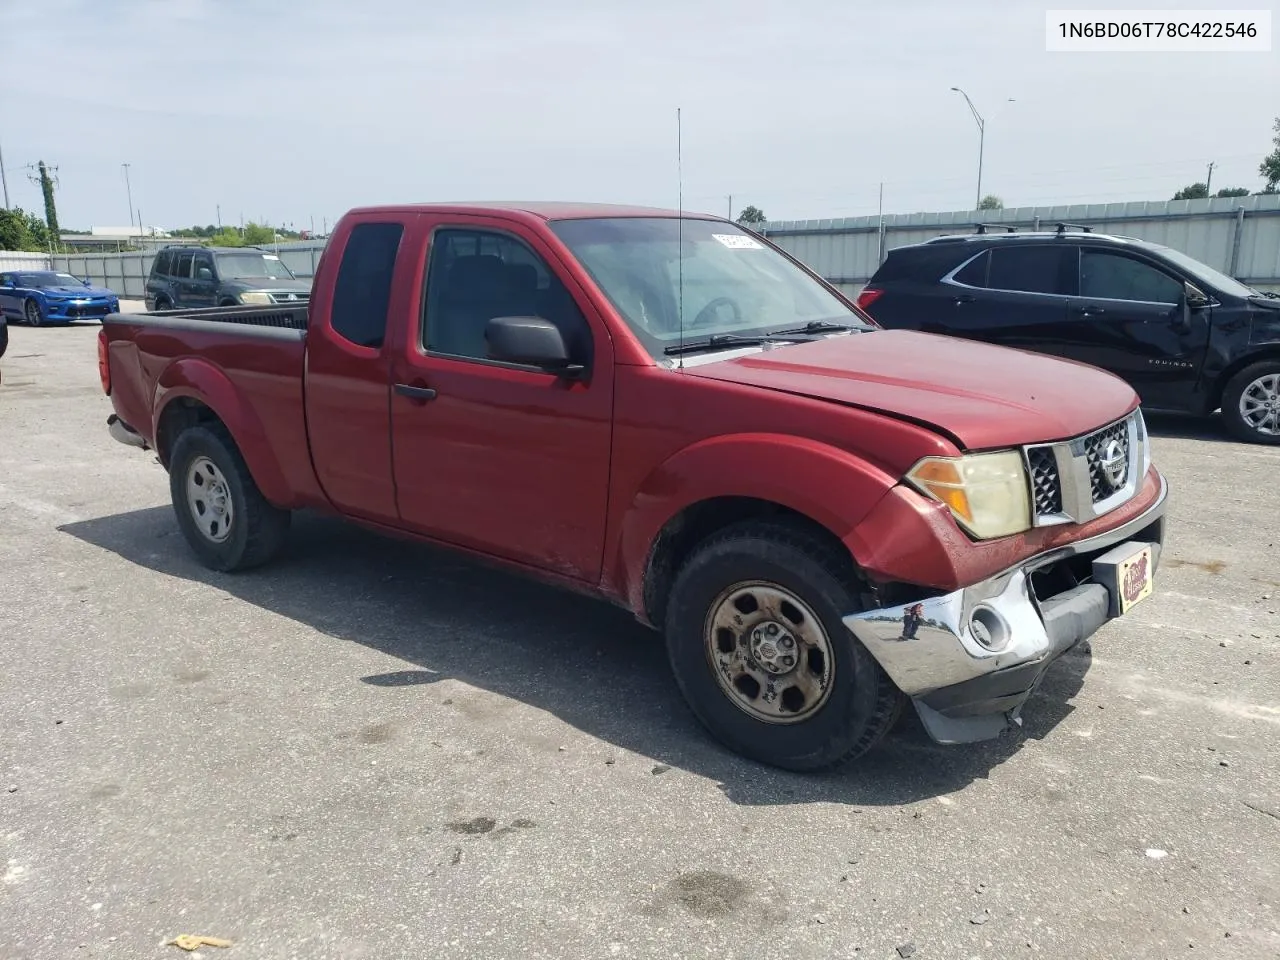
1260,116,1280,193
978,194,1003,210
1172,182,1209,200
735,205,766,230
0,207,52,252
1215,186,1251,198
241,222,276,245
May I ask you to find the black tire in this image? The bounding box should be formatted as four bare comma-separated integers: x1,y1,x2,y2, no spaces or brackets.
24,299,42,327
168,423,291,572
663,519,904,772
154,296,172,312
1221,360,1280,446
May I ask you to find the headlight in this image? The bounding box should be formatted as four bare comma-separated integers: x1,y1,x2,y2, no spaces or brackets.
238,291,272,305
905,450,1032,540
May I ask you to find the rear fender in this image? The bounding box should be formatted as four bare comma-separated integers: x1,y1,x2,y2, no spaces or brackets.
611,433,899,614
153,357,292,506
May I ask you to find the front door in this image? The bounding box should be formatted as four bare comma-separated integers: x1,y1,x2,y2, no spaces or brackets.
0,274,17,318
1058,246,1211,411
172,251,196,307
190,252,219,307
390,217,614,582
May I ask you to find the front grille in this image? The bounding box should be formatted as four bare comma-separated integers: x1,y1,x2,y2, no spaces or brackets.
269,292,310,304
1023,410,1144,526
1083,420,1130,502
1027,446,1062,515
68,304,111,318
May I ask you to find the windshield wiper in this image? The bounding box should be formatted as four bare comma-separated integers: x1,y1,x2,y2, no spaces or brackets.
663,333,811,356
769,319,859,336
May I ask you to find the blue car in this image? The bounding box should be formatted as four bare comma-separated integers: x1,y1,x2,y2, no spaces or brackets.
0,270,121,326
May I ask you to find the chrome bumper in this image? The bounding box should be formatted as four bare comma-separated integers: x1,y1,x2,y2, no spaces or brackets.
844,474,1168,744
107,414,149,450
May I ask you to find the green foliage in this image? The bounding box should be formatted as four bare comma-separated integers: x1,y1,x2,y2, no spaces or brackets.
978,194,1003,210
1260,117,1280,193
38,161,60,240
1172,182,1209,200
0,207,53,251
734,205,766,231
241,222,276,245
1215,187,1251,198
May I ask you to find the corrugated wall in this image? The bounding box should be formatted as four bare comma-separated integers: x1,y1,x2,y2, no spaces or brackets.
0,251,52,272
763,193,1280,296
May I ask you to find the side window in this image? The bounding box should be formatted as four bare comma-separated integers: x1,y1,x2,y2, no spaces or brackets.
952,250,989,287
986,246,1068,294
423,228,591,365
1080,250,1182,304
153,251,172,277
193,253,215,280
330,221,404,349
174,252,194,279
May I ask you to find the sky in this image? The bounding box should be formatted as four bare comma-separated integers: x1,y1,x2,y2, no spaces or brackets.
2,0,1277,231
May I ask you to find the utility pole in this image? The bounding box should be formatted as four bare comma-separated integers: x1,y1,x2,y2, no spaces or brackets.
1206,161,1215,196
727,195,732,220
122,163,134,228
950,88,985,209
217,204,222,229
877,181,886,265
27,160,61,246
0,138,9,209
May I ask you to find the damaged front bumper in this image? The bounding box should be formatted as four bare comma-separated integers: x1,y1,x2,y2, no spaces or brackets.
845,474,1168,745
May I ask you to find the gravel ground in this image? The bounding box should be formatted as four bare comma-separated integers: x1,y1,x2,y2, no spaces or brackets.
2,321,1278,960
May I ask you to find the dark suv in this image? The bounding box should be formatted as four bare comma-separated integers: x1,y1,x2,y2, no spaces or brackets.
857,225,1280,444
145,245,311,312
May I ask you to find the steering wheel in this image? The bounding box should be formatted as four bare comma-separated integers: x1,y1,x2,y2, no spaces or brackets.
691,296,742,328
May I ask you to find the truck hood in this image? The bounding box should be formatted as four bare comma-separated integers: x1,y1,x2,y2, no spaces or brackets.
44,285,115,299
226,278,311,292
685,330,1139,450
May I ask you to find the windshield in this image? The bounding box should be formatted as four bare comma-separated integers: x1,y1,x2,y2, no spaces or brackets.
1144,242,1258,299
548,217,872,357
20,272,86,289
214,252,297,281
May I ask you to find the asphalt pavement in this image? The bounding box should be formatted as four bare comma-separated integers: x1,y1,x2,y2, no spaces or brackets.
2,321,1278,960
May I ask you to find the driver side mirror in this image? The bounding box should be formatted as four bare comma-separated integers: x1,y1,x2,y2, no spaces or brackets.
485,316,584,377
197,267,214,281
1183,281,1209,309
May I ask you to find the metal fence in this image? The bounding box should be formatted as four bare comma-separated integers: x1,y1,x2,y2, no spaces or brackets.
760,193,1280,298
44,240,329,299
15,192,1280,300
0,251,53,272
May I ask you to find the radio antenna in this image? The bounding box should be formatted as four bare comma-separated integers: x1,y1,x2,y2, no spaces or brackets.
676,107,684,370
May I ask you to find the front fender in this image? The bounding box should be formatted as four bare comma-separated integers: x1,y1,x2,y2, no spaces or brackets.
611,432,899,615
153,357,292,506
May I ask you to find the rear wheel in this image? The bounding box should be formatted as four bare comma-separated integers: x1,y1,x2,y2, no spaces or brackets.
1222,361,1280,445
24,299,42,327
168,423,291,571
154,296,172,312
663,520,904,771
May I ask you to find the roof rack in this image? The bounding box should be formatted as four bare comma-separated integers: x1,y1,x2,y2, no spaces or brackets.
1054,222,1094,235
974,223,1017,235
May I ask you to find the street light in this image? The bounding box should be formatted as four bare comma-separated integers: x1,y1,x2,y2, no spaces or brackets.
950,89,1015,211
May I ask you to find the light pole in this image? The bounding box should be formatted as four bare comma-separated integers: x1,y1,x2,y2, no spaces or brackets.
122,163,135,229
950,87,985,210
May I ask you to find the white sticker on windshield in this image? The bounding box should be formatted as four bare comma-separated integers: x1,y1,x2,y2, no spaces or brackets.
712,233,763,250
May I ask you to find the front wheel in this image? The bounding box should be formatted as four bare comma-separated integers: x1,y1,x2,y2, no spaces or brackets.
663,520,904,771
1221,361,1280,445
167,424,291,571
24,299,43,327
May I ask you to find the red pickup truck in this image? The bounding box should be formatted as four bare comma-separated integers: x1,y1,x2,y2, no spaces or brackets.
99,202,1168,771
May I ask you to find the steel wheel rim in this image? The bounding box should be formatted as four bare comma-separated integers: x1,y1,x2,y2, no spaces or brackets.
703,580,835,725
1239,373,1280,436
185,456,234,543
25,301,40,325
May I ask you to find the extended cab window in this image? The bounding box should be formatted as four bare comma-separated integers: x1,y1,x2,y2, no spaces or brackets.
423,228,590,364
1080,249,1182,304
330,221,405,348
152,251,172,276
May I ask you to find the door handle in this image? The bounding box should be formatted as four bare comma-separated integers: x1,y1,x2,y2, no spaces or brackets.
1078,305,1106,317
394,383,437,402
954,294,976,304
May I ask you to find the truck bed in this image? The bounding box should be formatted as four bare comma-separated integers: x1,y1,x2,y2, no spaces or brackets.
101,305,320,507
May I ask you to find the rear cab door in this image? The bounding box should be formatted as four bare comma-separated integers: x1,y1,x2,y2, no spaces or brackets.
303,211,416,524
388,213,616,582
1058,243,1211,411
936,242,1073,349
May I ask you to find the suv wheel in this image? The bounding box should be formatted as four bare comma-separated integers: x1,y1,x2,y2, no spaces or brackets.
1222,360,1280,445
663,519,904,771
154,296,172,312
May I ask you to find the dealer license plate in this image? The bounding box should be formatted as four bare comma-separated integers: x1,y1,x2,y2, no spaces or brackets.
1092,541,1155,617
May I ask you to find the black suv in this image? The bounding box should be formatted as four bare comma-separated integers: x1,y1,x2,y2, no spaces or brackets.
145,245,311,312
858,225,1280,444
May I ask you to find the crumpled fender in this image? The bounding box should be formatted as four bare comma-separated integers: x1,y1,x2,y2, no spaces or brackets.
153,357,292,506
610,432,900,615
